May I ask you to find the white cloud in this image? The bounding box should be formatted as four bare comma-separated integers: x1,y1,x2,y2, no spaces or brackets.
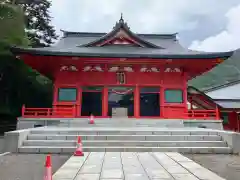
50,0,237,31
49,0,240,50
189,3,240,52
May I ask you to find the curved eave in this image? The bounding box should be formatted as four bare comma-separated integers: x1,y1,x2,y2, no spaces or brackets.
11,47,234,59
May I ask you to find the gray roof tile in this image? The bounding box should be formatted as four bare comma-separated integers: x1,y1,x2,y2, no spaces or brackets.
11,18,234,59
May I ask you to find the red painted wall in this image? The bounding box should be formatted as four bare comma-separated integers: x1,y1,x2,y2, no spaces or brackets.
55,71,185,87
53,69,187,118
224,112,240,132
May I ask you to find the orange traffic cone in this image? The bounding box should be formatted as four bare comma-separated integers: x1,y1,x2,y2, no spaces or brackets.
74,136,84,156
89,114,95,124
44,155,52,180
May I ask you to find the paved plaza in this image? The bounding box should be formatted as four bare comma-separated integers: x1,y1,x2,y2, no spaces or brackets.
53,152,226,180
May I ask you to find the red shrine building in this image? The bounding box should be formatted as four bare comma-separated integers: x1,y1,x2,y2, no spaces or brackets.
11,17,234,120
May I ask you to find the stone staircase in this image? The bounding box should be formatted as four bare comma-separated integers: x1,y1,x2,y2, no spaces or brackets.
18,127,232,154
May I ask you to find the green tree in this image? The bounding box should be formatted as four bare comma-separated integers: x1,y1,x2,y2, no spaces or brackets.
0,2,52,119
0,3,27,116
0,3,28,53
4,0,58,47
23,0,58,47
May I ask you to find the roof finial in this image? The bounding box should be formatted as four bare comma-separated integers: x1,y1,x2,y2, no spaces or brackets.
119,13,124,23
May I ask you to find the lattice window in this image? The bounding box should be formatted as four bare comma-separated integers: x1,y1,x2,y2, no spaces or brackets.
116,71,126,84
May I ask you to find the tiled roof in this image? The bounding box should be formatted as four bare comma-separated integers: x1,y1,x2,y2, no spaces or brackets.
204,79,240,93
11,17,234,59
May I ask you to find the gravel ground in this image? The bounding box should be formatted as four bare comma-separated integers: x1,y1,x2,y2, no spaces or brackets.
186,154,240,180
0,154,70,180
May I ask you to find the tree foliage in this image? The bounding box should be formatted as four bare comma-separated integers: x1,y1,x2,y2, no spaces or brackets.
22,0,58,47
3,0,58,47
0,3,28,53
0,2,52,119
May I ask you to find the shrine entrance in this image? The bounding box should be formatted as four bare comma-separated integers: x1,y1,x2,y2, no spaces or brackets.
79,85,162,118
81,86,103,116
108,87,134,117
140,87,160,117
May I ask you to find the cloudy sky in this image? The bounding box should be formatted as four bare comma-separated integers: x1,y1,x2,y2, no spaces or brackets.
50,0,240,52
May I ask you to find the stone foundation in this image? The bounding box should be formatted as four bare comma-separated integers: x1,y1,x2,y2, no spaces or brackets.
16,117,223,130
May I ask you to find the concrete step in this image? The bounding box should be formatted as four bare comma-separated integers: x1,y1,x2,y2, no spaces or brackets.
59,124,183,128
18,146,232,154
17,127,230,154
22,140,228,147
29,129,219,136
27,134,222,141
59,119,185,128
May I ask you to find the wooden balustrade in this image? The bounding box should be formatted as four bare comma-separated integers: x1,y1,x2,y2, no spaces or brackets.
161,105,219,120
22,104,76,118
186,106,220,120
186,109,218,119
21,104,219,120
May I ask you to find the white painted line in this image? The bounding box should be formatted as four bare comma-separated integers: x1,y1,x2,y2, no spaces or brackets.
0,152,10,157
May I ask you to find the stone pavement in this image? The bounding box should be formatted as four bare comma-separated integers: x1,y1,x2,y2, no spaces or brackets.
53,152,225,180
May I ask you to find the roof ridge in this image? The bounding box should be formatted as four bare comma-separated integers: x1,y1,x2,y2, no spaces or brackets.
60,29,177,39
79,17,162,48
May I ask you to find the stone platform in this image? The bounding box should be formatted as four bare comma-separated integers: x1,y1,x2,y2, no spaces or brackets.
4,119,240,154
53,152,226,180
16,118,224,130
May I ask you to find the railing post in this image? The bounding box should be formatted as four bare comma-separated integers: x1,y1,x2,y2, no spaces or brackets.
161,106,165,118
22,104,25,117
215,106,220,120
184,109,188,119
73,105,76,117
47,108,50,117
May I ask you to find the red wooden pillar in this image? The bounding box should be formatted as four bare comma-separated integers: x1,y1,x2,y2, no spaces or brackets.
53,83,58,106
102,86,108,117
22,104,26,117
215,106,220,120
237,114,240,132
134,85,140,118
183,71,188,111
77,86,82,117
160,86,165,118
229,111,238,131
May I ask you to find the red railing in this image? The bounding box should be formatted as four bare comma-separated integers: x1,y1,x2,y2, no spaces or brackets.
161,105,219,120
186,106,220,120
22,105,76,118
21,104,220,120
186,109,218,119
